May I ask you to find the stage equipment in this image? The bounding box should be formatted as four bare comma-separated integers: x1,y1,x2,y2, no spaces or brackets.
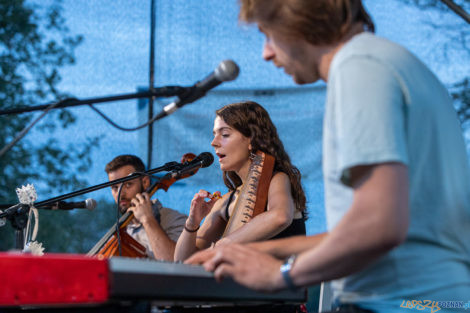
0,252,306,309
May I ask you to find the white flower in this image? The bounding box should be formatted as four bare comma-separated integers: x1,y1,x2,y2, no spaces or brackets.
23,241,45,256
16,184,37,205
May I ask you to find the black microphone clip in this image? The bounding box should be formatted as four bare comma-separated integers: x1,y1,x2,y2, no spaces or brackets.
160,60,239,117
0,203,30,219
171,152,214,179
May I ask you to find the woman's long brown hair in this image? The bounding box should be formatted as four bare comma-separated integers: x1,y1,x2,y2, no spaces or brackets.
216,101,306,215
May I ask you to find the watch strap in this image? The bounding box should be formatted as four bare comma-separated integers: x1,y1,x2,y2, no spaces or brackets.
280,254,297,291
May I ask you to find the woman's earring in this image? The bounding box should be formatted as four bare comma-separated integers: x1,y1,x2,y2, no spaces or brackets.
249,151,256,160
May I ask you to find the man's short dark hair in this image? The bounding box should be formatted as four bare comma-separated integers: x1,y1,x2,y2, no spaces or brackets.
105,155,146,173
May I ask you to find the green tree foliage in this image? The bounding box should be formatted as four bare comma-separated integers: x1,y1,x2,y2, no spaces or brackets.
35,199,117,253
0,0,101,251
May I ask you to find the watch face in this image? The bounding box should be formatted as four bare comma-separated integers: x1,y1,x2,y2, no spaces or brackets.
281,255,296,272
286,254,296,266
280,255,297,290
281,263,290,272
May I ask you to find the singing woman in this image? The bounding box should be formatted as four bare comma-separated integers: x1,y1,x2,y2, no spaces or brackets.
174,101,306,261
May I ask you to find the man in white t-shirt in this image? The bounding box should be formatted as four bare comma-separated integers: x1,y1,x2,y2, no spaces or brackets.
188,1,470,312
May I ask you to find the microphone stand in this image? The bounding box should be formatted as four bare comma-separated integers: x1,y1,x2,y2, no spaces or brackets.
0,86,189,159
0,86,187,116
0,160,182,250
7,205,29,251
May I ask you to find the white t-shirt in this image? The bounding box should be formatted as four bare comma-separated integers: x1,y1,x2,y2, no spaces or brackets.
323,32,470,312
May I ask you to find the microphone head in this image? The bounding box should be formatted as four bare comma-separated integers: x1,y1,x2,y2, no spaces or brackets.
214,60,240,82
197,152,214,168
85,198,97,211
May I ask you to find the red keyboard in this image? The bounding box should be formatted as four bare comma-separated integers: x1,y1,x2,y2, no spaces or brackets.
0,252,306,308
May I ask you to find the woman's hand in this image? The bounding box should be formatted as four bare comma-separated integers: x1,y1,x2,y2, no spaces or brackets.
186,190,221,230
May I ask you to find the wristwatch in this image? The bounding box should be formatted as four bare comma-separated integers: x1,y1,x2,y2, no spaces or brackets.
280,254,297,291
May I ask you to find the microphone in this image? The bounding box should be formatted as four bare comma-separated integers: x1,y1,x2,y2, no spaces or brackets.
172,152,214,178
37,198,97,211
160,60,240,117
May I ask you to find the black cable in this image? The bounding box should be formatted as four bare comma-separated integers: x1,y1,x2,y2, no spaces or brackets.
88,103,164,131
116,183,124,257
0,100,63,158
0,96,163,159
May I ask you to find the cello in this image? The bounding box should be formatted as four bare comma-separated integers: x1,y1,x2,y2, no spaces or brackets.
87,153,200,258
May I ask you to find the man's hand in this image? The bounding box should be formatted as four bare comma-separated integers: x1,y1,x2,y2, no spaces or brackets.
196,243,286,292
185,238,284,265
129,192,154,225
